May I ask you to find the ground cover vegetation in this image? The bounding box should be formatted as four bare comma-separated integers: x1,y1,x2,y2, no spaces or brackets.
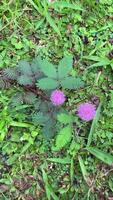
0,0,113,199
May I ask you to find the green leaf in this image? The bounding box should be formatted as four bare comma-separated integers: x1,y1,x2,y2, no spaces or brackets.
55,125,72,150
3,68,18,80
45,12,61,36
47,157,70,164
21,143,32,154
78,156,89,184
88,60,110,69
27,0,42,15
17,75,33,86
23,92,37,104
61,77,84,89
32,112,50,125
35,18,45,30
84,56,111,69
9,121,32,128
18,60,32,75
37,78,58,90
57,113,73,124
42,168,59,200
83,56,104,61
70,158,74,184
87,147,113,165
7,154,20,165
0,77,7,89
87,102,102,147
38,58,57,78
51,1,83,11
58,55,73,78
11,93,23,107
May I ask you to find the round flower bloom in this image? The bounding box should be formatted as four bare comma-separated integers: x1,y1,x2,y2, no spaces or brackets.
77,102,96,121
50,90,66,106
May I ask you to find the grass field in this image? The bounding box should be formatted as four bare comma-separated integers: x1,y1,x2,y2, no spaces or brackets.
0,0,113,199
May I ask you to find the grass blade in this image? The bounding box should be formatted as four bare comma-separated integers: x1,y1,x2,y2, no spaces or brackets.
51,1,83,11
27,0,43,15
45,12,61,36
87,102,102,147
78,156,89,184
9,121,32,128
70,158,74,185
87,147,113,165
42,168,59,200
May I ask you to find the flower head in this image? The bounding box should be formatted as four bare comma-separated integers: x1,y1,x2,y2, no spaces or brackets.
77,102,96,121
50,90,66,106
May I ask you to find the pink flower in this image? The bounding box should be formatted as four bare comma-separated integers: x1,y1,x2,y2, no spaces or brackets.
77,102,96,121
50,90,66,106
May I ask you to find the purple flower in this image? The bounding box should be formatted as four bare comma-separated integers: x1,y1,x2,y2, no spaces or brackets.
77,102,96,121
50,90,66,106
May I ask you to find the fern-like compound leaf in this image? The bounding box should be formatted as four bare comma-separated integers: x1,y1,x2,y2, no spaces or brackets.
58,55,73,79
17,75,34,86
0,77,11,89
37,78,58,90
3,68,18,80
57,113,74,124
17,60,32,76
42,119,56,139
32,112,50,125
61,77,84,89
23,92,37,104
31,58,44,79
11,93,24,107
37,57,57,78
55,125,72,150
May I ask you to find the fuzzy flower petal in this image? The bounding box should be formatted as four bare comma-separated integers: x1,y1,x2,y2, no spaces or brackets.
77,102,96,121
50,90,66,106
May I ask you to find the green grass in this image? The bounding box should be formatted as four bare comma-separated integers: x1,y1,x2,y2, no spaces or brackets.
0,0,113,199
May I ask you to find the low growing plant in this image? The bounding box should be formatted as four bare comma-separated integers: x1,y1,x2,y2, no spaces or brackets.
0,55,84,138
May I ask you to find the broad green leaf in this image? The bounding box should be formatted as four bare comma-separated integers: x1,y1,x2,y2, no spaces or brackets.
45,12,61,36
61,77,84,89
38,58,57,78
47,157,70,164
37,78,58,90
87,102,102,147
51,1,83,11
57,113,73,124
87,147,113,165
58,55,73,78
78,156,89,184
9,121,32,128
55,125,72,150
